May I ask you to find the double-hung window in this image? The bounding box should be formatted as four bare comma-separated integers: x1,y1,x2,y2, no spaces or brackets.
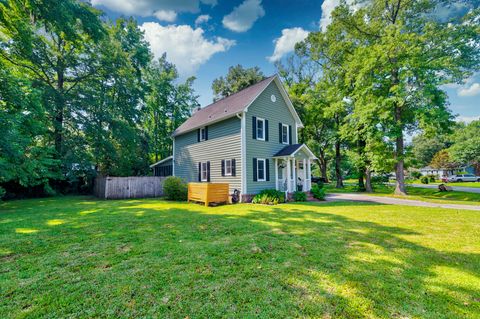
281,124,289,144
199,127,207,141
257,158,266,181
256,118,265,140
201,162,208,181
224,159,232,176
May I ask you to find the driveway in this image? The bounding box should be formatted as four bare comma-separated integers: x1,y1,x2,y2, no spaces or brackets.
389,182,480,194
326,193,480,211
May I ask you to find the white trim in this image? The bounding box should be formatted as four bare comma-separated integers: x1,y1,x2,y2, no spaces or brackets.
272,144,318,160
257,158,266,182
274,158,278,190
150,155,173,168
241,112,247,195
256,117,265,141
281,123,289,144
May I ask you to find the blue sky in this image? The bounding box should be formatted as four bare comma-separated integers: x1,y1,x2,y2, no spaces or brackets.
91,0,479,122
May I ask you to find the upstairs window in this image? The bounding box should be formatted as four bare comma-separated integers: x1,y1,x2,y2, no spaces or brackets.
281,124,289,144
199,127,207,141
256,118,265,140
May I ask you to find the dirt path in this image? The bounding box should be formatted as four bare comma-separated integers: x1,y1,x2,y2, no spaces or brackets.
326,193,480,211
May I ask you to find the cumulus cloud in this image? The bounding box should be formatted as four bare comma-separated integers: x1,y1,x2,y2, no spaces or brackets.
268,27,309,62
140,23,235,77
456,115,479,123
154,10,177,22
195,14,211,26
222,0,265,32
319,0,359,30
458,83,480,97
91,0,216,19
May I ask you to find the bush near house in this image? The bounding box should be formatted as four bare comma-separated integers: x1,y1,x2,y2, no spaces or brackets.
410,171,422,179
420,176,429,184
163,177,188,201
292,191,307,202
427,174,437,182
310,184,326,201
252,189,285,205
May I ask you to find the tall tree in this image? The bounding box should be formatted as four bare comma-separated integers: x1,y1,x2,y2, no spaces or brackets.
212,65,265,101
449,120,480,174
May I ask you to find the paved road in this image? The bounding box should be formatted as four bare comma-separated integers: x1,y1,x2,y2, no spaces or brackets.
390,183,480,194
326,193,480,211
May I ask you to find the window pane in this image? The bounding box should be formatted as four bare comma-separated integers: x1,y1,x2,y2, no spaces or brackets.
257,120,264,139
225,160,231,175
282,125,288,143
258,160,265,180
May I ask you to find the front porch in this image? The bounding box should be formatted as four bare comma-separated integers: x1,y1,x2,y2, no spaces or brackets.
273,144,317,193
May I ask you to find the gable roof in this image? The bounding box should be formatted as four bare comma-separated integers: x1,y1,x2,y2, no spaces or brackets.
172,75,302,137
273,144,318,159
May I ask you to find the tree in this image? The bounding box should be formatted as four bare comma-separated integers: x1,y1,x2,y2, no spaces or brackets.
430,150,457,170
212,65,265,101
449,120,480,174
330,0,479,195
411,133,452,168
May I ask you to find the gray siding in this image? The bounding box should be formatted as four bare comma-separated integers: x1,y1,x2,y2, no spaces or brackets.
174,116,242,193
245,82,298,194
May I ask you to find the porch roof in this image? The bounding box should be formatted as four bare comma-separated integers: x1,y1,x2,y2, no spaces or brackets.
273,143,317,159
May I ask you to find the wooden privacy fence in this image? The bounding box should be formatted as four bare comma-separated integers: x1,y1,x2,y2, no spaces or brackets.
94,176,165,199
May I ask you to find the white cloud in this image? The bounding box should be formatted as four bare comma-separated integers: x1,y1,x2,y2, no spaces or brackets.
268,27,309,62
458,83,480,97
222,0,265,32
140,23,235,77
319,0,359,30
91,0,216,19
195,14,211,26
154,10,177,22
456,115,479,123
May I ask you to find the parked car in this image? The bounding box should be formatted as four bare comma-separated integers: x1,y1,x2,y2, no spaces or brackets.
446,174,480,182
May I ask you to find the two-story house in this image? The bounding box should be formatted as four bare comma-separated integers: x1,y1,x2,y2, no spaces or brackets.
170,75,317,202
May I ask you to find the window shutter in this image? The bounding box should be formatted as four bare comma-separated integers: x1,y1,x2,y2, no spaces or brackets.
205,126,208,140
289,125,292,145
232,159,236,176
266,159,270,181
207,161,211,182
221,160,225,177
197,129,200,142
252,116,257,139
279,123,282,143
253,158,257,181
198,162,201,181
265,120,269,141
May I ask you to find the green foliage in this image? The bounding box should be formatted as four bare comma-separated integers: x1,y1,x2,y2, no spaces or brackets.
449,120,480,171
310,184,326,201
427,175,437,183
420,176,429,184
292,191,307,202
411,171,422,179
212,65,265,101
0,187,5,199
162,177,187,201
411,133,451,168
252,189,285,205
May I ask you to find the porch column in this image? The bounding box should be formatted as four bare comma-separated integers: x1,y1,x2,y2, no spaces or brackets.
274,158,278,190
307,158,311,191
286,159,291,192
292,158,296,192
303,158,307,191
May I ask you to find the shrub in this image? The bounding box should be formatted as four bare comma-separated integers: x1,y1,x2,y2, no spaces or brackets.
292,191,307,202
310,184,326,200
371,175,389,184
420,176,429,184
411,171,422,179
252,189,285,205
0,186,5,200
316,180,324,189
427,174,436,182
163,176,187,201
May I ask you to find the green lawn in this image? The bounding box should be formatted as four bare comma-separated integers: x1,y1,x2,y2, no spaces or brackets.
1,197,480,318
327,184,480,206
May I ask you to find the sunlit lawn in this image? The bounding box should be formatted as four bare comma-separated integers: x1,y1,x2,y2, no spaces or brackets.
327,184,480,206
1,197,479,318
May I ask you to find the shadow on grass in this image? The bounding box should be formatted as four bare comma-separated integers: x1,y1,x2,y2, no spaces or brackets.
0,197,479,318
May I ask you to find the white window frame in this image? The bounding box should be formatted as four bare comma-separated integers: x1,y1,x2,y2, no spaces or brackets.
225,159,232,176
256,117,265,141
199,127,206,141
281,123,289,144
201,162,208,181
257,158,266,182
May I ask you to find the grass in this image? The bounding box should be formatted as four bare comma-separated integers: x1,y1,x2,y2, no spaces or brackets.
1,197,480,318
327,184,480,206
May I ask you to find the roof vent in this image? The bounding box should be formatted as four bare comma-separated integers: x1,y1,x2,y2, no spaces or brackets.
192,106,202,114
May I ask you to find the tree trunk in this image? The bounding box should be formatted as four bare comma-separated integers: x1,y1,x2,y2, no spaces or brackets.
365,167,373,192
358,173,365,191
335,140,343,188
394,107,407,195
318,150,329,183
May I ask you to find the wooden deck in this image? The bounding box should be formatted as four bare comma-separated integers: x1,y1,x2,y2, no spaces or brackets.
188,183,229,207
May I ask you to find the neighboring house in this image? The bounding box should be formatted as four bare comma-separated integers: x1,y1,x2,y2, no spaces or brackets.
150,156,173,177
419,165,475,178
170,75,317,202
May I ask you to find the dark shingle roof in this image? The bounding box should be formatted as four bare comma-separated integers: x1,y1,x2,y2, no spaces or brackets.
273,144,303,157
172,75,276,137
